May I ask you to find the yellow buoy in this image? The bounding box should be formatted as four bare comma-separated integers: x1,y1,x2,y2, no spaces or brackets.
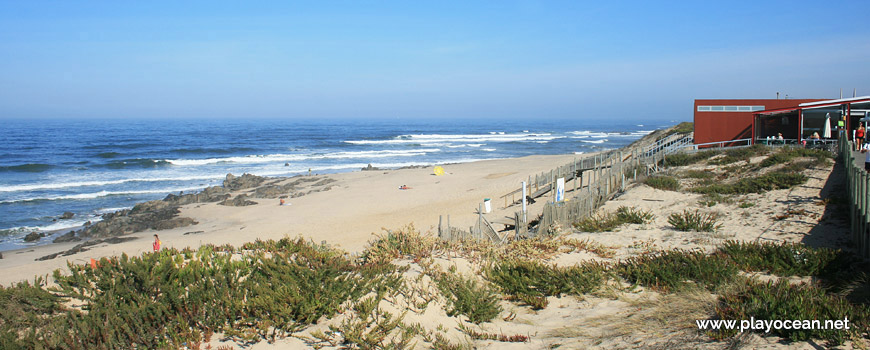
433,166,445,176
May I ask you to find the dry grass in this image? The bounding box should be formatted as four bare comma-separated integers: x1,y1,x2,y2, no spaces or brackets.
547,290,716,347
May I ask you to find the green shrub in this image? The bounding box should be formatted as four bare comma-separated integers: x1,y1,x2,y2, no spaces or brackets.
707,145,767,165
668,210,721,232
716,240,855,278
645,175,680,191
712,279,869,344
682,170,713,179
761,147,832,168
361,225,434,264
698,193,732,207
574,212,621,232
6,238,404,348
618,250,738,292
664,122,694,136
692,172,807,195
738,202,755,208
574,206,654,232
615,206,655,224
662,151,717,167
486,259,607,309
434,273,502,324
0,278,66,349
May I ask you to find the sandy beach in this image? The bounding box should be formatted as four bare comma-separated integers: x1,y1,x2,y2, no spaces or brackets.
0,153,580,286
3,138,867,349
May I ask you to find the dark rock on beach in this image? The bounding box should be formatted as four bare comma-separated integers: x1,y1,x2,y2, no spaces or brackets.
362,163,379,171
252,185,287,199
163,186,230,205
37,236,139,261
220,194,257,207
60,211,75,220
53,231,81,243
223,173,266,190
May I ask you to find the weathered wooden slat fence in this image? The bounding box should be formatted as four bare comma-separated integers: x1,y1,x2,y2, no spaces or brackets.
839,134,870,258
534,132,691,234
438,131,693,244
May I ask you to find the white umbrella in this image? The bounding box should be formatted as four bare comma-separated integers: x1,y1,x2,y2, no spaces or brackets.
823,113,832,138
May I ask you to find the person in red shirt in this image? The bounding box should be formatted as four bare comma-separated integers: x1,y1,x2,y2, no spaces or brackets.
153,234,161,252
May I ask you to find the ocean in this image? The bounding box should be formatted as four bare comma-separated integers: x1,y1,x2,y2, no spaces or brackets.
0,117,674,251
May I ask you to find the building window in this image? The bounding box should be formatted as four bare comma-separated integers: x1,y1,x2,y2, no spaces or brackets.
697,105,767,112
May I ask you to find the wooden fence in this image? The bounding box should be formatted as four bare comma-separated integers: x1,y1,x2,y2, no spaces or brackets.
437,131,693,243
839,135,870,258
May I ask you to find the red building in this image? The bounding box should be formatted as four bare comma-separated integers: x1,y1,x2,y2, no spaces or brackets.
694,99,824,144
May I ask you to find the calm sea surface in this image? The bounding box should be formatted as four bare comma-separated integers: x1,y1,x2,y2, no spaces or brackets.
0,117,675,251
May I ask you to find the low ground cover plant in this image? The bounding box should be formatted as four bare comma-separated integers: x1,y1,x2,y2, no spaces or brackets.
574,206,654,232
668,210,721,232
434,272,502,324
712,279,869,345
618,250,738,292
760,147,832,168
716,240,854,278
682,169,714,179
662,151,718,167
707,145,767,165
692,172,807,195
3,224,868,349
485,259,607,309
644,175,680,191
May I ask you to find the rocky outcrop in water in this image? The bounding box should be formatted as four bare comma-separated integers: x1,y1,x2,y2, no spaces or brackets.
79,200,198,238
60,212,75,220
24,232,44,242
45,172,337,245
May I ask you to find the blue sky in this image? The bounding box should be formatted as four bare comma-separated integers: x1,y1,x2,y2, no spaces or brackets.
1,1,869,120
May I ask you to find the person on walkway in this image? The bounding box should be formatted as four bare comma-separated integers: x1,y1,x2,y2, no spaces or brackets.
857,123,865,151
153,234,161,252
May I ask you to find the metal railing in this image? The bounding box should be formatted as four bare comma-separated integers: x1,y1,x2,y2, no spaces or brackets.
839,135,870,258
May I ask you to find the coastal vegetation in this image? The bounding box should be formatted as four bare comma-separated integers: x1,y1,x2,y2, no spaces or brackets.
667,210,722,232
644,175,680,191
573,206,655,232
1,226,866,348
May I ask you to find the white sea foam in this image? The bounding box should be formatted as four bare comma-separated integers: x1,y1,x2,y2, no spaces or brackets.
482,148,497,152
569,131,609,138
344,133,562,145
0,175,222,193
1,186,205,204
166,149,441,166
570,130,653,138
581,139,608,144
96,206,132,214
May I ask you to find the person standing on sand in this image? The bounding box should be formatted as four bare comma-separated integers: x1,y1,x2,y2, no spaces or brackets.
152,234,161,252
